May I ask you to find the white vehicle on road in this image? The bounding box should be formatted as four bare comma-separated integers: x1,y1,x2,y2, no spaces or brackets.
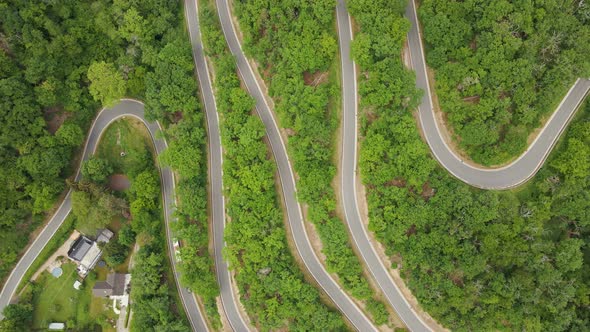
172,237,181,263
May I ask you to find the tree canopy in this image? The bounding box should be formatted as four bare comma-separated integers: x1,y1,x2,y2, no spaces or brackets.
81,157,113,183
200,1,345,329
351,0,590,329
420,0,590,164
233,0,392,321
87,61,126,108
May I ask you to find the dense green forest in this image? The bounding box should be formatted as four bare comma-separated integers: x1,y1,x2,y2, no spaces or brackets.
233,0,391,324
0,0,218,328
0,0,217,316
199,0,346,330
419,0,590,165
352,0,590,330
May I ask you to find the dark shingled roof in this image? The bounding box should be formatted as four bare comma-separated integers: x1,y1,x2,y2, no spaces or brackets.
67,236,93,262
110,273,127,296
92,273,128,298
92,281,113,297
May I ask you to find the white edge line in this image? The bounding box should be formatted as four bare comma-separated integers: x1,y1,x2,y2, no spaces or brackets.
337,4,431,331
407,0,589,189
216,0,376,330
185,0,250,330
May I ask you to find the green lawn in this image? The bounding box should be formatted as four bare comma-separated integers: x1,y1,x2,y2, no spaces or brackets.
31,263,117,330
32,263,79,328
96,118,154,176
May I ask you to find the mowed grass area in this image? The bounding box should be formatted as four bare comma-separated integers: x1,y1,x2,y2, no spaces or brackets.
31,263,117,330
96,118,155,176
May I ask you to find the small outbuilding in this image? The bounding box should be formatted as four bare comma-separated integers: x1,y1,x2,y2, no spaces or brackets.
73,280,82,290
48,322,65,330
96,228,114,244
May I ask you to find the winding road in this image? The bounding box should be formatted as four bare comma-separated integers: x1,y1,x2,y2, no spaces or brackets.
405,0,590,189
184,0,252,330
3,1,587,332
337,0,589,331
337,1,432,331
0,101,209,331
215,0,377,330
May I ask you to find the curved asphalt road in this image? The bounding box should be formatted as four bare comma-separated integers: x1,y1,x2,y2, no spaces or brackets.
405,0,590,189
0,100,208,331
184,0,252,331
338,0,589,331
337,1,431,331
215,0,377,330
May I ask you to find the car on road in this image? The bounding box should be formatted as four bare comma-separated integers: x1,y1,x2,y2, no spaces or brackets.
173,237,181,263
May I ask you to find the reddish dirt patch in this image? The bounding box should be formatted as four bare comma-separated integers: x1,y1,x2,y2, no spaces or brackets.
284,128,296,136
262,63,273,81
462,95,480,104
303,71,328,87
170,111,184,124
44,107,70,134
108,174,130,191
421,182,436,201
385,178,406,188
406,224,417,237
449,270,464,287
469,38,477,51
364,108,379,124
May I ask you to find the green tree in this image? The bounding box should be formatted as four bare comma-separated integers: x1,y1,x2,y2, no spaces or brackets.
81,157,113,183
145,39,198,121
87,61,126,108
56,123,84,147
551,138,590,179
72,190,126,234
118,224,136,247
130,170,159,209
1,303,33,331
100,239,128,267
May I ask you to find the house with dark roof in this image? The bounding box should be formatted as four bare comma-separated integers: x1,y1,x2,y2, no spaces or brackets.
67,229,113,277
67,236,93,262
92,273,130,298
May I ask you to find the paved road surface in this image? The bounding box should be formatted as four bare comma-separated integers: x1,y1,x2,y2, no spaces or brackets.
337,1,589,331
0,101,208,331
184,0,252,331
215,0,377,330
405,0,590,189
337,1,431,331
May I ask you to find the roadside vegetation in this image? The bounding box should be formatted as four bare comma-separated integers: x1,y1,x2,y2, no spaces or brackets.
351,0,590,330
0,0,218,326
2,117,190,331
199,0,345,330
419,0,590,165
233,0,392,325
0,0,208,287
78,118,191,331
